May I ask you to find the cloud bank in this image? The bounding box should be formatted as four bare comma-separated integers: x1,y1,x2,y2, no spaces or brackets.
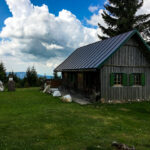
0,0,98,75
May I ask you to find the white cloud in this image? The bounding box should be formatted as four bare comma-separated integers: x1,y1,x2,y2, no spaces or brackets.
88,5,99,13
0,0,99,75
86,9,107,37
86,9,106,27
42,43,64,50
136,0,150,15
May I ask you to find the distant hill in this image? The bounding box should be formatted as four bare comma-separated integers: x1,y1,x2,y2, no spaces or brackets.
7,72,53,79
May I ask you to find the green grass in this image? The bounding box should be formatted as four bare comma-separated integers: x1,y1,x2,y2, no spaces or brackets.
0,88,150,150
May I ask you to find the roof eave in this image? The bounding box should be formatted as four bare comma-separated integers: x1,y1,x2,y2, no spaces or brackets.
55,68,98,72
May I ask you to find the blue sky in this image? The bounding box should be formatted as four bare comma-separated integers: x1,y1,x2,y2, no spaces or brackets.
0,0,11,30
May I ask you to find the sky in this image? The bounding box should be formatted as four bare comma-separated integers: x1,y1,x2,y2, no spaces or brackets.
0,0,150,75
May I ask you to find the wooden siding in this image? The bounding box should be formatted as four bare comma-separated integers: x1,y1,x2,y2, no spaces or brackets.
101,38,150,101
78,73,84,90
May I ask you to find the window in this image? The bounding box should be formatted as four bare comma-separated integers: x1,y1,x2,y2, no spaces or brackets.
114,73,123,85
110,73,127,86
110,73,145,87
134,74,141,85
130,73,145,86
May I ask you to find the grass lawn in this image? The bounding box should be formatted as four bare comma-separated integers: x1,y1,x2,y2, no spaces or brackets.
0,88,150,150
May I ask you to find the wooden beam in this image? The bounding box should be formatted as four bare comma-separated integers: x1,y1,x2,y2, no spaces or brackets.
61,69,98,72
104,64,150,68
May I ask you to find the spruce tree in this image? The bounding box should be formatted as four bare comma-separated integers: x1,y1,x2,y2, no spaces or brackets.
31,66,38,86
0,62,7,83
26,66,38,87
26,67,32,87
98,0,150,41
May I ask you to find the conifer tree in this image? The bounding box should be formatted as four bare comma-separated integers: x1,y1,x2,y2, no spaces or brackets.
26,66,38,86
31,66,38,86
98,0,150,41
0,62,7,83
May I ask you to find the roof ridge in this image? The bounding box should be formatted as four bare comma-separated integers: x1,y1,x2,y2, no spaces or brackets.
77,30,136,50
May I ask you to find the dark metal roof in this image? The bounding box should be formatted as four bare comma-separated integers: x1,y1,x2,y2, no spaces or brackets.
55,30,150,72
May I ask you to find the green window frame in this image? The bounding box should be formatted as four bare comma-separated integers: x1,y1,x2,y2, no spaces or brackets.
141,73,145,86
110,73,127,86
129,73,145,86
129,74,134,86
110,73,115,86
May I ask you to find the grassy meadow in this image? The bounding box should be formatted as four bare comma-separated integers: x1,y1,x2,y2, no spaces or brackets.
0,88,150,150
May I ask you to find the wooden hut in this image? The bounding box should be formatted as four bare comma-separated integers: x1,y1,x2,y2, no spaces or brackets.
55,30,150,102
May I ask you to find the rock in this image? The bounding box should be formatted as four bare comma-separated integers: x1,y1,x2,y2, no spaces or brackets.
61,95,72,103
0,80,4,92
43,85,51,93
0,87,4,92
53,91,61,97
100,98,105,103
112,141,135,150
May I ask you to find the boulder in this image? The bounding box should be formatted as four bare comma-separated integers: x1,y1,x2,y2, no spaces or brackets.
112,141,135,150
53,91,61,97
61,95,72,103
0,80,4,92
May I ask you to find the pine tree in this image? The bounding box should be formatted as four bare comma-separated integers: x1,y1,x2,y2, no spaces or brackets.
26,66,38,87
25,67,31,87
0,62,7,83
31,66,38,86
98,0,150,41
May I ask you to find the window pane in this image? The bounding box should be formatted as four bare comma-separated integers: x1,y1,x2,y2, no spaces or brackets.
114,73,123,85
133,73,141,85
